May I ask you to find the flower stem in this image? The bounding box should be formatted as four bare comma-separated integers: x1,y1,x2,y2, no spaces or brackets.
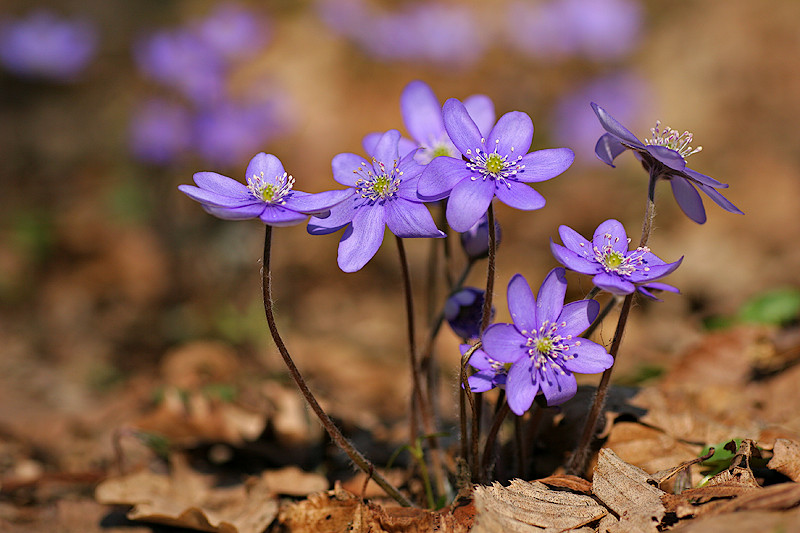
396,236,445,502
566,174,658,476
459,342,481,478
261,226,411,507
480,204,497,332
481,398,510,482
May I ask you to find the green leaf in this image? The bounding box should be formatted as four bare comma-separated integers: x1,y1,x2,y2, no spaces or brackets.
738,288,800,326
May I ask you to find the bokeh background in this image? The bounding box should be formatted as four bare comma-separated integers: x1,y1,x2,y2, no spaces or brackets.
1,0,799,495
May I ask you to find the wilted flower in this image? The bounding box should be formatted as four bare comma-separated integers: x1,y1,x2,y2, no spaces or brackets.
550,219,682,296
178,152,350,226
0,10,97,81
592,103,743,224
459,212,501,261
307,130,444,272
418,98,574,232
481,269,613,414
460,344,507,393
445,288,491,340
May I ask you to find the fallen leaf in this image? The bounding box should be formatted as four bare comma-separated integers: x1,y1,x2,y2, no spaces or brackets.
472,479,607,532
767,439,800,481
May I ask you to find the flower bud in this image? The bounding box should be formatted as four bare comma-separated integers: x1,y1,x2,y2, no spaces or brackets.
459,213,501,260
444,287,492,340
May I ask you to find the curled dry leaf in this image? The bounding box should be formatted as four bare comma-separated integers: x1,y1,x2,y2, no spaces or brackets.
767,439,800,481
472,479,607,532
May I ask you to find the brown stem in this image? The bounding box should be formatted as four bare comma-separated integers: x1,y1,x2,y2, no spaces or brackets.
481,400,511,482
480,204,497,332
261,226,412,507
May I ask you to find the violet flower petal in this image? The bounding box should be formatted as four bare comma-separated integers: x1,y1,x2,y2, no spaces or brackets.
481,323,526,363
591,102,644,149
561,339,614,374
401,80,445,145
245,152,285,183
539,366,576,406
628,257,683,282
506,359,537,415
192,171,251,197
372,129,401,167
307,197,357,235
385,198,444,238
558,300,599,336
507,273,538,334
442,98,482,155
550,241,601,274
463,94,495,137
446,177,495,232
202,203,266,220
178,184,256,208
417,156,470,200
670,178,707,224
487,111,533,156
516,148,575,183
646,145,686,172
594,133,627,167
284,189,354,215
592,272,635,295
695,182,744,215
535,268,567,329
684,168,727,189
494,181,546,211
337,204,386,272
259,205,310,227
332,153,367,187
592,219,628,254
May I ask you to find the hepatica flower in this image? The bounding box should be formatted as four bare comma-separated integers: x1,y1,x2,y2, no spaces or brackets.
418,98,574,232
460,212,501,261
481,269,613,414
178,152,351,226
307,129,444,272
592,103,743,224
551,219,682,296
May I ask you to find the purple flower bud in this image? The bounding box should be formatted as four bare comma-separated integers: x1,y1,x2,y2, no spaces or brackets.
459,213,501,261
445,287,491,340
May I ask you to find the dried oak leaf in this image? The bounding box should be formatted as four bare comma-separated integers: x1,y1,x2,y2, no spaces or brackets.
767,439,800,481
591,448,665,533
95,454,278,533
472,479,607,532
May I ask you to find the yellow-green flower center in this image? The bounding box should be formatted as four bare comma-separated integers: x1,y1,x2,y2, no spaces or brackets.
247,171,294,204
485,153,505,174
432,145,451,158
603,250,625,269
534,336,554,354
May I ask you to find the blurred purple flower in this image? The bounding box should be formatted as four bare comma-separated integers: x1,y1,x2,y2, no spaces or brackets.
307,129,444,272
593,103,743,223
550,219,682,296
551,72,649,165
179,152,351,226
192,3,269,60
0,10,97,81
129,99,193,165
460,212,501,261
481,269,613,414
418,98,574,232
445,287,490,340
461,343,507,393
507,0,642,61
134,28,225,104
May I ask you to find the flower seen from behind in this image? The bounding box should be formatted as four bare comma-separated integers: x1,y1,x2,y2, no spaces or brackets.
445,287,491,340
418,98,574,232
178,152,351,226
307,129,444,272
481,268,613,414
550,219,682,296
592,103,743,224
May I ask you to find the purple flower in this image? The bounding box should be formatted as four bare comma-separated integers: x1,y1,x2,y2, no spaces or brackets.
445,288,491,340
461,344,507,393
418,98,574,232
192,3,269,61
550,219,682,296
307,130,445,272
460,212,501,261
178,152,351,226
593,103,743,224
0,10,97,81
481,269,613,414
129,99,192,165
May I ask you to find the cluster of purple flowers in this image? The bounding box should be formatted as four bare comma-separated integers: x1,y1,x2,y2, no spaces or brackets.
0,10,97,81
130,3,291,167
180,78,740,415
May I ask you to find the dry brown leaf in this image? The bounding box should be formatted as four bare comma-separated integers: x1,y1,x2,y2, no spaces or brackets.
591,448,665,533
472,479,607,532
534,474,592,494
95,454,278,533
277,484,473,533
668,507,800,532
767,439,800,482
708,482,800,516
259,465,328,497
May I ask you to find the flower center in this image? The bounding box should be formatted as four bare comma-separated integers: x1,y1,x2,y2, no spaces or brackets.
431,144,452,158
593,232,650,277
644,120,703,159
247,171,294,204
464,138,525,188
354,158,402,202
523,320,579,371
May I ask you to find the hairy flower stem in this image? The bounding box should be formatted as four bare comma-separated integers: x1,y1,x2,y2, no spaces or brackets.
459,342,481,479
260,226,411,507
567,175,658,476
396,236,445,501
480,204,497,332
